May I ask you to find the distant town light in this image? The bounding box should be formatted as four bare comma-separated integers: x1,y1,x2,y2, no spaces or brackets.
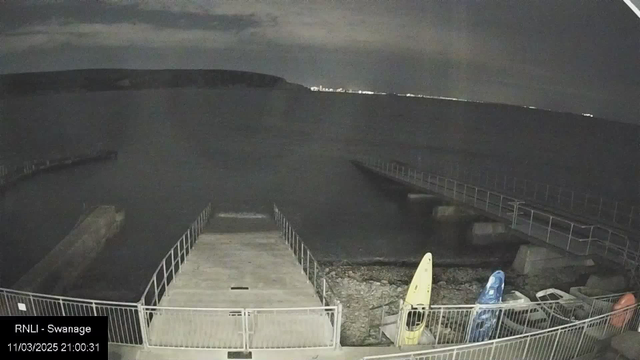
308,85,595,118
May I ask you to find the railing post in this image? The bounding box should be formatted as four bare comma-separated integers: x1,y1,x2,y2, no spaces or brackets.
474,188,478,207
601,318,610,338
333,302,343,349
528,209,533,235
557,188,562,204
463,184,467,203
546,217,553,243
306,248,310,278
323,278,327,306
177,240,182,272
299,236,303,266
573,321,589,359
242,309,249,351
452,180,456,200
567,223,574,251
571,191,575,210
434,308,444,344
183,234,188,259
137,302,149,348
499,195,504,216
623,242,630,267
171,250,175,281
613,202,618,223
153,277,158,306
598,198,603,218
583,194,589,212
545,184,549,201
549,330,562,360
92,302,97,316
521,336,531,359
163,261,168,292
60,299,65,316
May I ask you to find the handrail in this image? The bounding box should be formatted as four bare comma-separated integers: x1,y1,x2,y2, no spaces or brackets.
273,204,341,308
361,158,640,269
140,203,212,306
0,287,138,307
436,160,640,234
369,292,632,312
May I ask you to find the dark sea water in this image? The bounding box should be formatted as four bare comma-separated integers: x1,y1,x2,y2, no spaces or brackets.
1,88,638,301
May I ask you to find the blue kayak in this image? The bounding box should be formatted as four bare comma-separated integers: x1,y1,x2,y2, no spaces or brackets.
468,270,505,343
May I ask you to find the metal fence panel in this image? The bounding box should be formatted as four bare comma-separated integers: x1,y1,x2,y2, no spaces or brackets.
247,307,338,349
141,306,245,349
361,302,640,360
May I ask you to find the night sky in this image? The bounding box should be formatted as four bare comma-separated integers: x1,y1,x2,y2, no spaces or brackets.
1,0,639,124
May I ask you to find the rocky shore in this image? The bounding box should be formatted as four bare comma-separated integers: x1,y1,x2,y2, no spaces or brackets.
324,264,599,345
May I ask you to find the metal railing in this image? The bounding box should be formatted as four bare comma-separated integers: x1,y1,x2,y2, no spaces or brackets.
369,292,630,347
274,204,341,308
437,161,640,234
140,305,340,350
140,203,212,307
361,158,640,269
0,287,144,345
362,301,640,360
246,306,339,349
273,204,343,348
137,204,342,351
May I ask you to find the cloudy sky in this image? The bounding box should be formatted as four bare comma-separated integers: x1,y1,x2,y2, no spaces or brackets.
0,0,639,123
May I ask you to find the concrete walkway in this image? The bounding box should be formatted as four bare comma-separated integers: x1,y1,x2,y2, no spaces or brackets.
145,214,334,349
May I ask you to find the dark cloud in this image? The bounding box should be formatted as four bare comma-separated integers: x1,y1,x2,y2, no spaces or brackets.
0,1,272,33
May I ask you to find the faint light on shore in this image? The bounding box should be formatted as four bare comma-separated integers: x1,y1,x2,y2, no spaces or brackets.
309,85,596,118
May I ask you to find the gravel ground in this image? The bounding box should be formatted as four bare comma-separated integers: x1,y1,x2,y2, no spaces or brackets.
324,264,599,346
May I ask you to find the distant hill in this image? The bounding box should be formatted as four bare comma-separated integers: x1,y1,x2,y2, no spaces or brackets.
0,69,309,97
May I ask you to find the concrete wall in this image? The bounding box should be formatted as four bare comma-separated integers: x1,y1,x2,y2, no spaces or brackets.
432,206,473,220
468,222,510,246
12,205,124,294
511,244,594,275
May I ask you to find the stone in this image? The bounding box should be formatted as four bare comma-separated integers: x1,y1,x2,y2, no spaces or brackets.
512,244,595,275
610,331,640,360
586,274,627,292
